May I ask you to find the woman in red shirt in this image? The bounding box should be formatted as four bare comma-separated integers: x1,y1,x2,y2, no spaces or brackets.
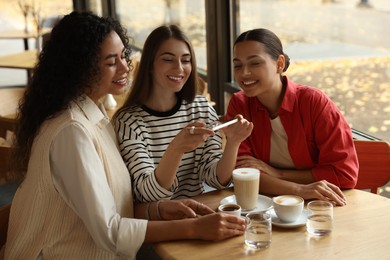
227,28,359,206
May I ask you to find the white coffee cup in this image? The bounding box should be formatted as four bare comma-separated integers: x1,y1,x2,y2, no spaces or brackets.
218,203,242,216
272,195,304,223
233,168,260,211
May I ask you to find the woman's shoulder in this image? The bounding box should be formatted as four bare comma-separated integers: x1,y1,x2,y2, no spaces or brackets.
185,95,215,110
289,80,330,103
188,95,219,118
39,107,83,141
288,80,340,115
286,76,325,96
115,105,145,124
192,95,211,104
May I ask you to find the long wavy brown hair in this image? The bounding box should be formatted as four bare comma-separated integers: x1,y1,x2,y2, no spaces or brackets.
114,24,199,118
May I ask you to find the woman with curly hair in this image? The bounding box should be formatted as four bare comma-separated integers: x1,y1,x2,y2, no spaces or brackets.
3,12,245,259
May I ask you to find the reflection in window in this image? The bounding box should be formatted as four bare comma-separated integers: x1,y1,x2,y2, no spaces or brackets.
116,0,207,70
238,0,390,141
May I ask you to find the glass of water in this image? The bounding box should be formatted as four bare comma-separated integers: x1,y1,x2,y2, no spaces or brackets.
306,200,333,236
245,211,272,249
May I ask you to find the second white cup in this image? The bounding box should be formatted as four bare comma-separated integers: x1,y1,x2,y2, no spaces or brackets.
272,195,304,223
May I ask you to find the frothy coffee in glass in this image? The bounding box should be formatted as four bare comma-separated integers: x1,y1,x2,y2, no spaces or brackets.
233,168,260,211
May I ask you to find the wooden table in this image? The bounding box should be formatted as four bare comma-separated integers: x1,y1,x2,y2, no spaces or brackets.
0,87,127,120
0,29,50,80
0,50,37,70
0,50,37,81
0,29,50,50
154,189,390,259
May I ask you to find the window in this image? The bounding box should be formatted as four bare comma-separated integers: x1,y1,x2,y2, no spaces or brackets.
116,0,207,70
0,0,73,87
237,0,390,141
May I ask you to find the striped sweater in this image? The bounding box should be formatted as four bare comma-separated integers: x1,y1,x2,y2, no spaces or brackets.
115,96,229,202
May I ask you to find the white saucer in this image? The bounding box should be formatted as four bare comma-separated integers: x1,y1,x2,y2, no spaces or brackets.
219,195,273,215
270,209,309,228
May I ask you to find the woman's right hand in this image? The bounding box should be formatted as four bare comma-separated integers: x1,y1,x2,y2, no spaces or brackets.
170,121,214,154
193,213,245,241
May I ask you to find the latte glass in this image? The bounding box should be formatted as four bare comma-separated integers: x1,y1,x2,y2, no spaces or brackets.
233,168,260,211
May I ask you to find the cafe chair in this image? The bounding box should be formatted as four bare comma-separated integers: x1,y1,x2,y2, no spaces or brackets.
0,203,11,249
0,146,19,208
0,117,19,207
353,140,390,194
0,116,16,138
0,88,24,119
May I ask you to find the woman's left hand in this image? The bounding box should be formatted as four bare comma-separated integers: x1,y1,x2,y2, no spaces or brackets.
159,199,214,220
296,180,347,206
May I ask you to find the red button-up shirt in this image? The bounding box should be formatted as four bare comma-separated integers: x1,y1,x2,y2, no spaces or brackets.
226,77,358,188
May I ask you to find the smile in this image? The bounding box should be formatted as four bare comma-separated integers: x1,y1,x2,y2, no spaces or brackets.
113,78,127,84
168,75,184,81
242,80,257,85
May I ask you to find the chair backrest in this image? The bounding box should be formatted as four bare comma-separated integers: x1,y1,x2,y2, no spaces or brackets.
0,203,11,248
354,140,390,194
0,117,16,139
0,146,12,183
0,117,16,183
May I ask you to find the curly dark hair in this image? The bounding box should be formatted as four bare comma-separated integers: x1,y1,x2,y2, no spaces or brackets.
11,11,131,180
117,24,198,113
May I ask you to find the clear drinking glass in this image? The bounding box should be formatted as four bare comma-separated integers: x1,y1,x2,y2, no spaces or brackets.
245,212,272,249
306,200,333,236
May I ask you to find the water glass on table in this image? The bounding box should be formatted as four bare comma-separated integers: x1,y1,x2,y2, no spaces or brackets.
244,211,272,249
306,200,333,236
